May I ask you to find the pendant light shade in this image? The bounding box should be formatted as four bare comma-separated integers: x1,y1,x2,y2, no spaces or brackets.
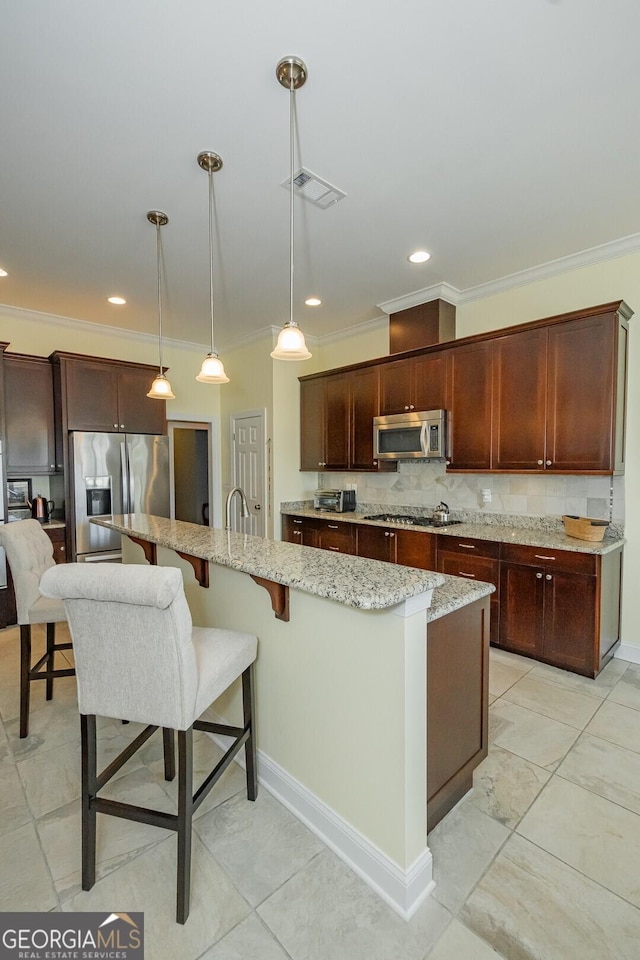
196,151,229,384
270,56,312,362
146,210,175,400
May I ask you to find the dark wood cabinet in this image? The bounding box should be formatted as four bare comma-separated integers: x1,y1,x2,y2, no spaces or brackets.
300,367,393,473
546,313,624,473
45,526,67,563
52,354,166,436
427,596,489,831
437,535,500,643
492,328,547,471
299,300,630,476
282,515,320,547
356,524,436,571
446,340,492,471
282,515,355,553
379,351,448,416
4,355,57,475
300,378,325,471
500,542,621,677
492,310,628,474
349,366,381,471
324,374,350,470
299,373,349,471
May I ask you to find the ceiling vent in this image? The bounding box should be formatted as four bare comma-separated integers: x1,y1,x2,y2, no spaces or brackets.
281,168,346,209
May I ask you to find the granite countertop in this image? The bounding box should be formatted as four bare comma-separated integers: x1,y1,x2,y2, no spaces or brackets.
92,514,448,611
426,577,494,623
281,507,624,557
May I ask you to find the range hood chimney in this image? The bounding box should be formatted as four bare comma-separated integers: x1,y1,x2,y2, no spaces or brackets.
389,299,456,354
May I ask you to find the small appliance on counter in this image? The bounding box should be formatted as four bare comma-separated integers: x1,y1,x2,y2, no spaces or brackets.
29,494,55,524
313,489,356,513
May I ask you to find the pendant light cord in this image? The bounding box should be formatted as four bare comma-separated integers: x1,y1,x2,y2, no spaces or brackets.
208,168,216,354
155,221,164,374
289,79,295,327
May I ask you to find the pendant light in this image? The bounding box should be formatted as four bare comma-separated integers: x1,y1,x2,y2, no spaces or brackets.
271,56,312,361
196,151,229,383
146,210,175,400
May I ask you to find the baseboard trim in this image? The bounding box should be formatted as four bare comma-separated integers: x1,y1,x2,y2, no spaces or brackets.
615,642,640,666
207,726,434,919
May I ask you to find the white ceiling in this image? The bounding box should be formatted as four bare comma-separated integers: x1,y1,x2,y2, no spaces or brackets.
1,0,639,350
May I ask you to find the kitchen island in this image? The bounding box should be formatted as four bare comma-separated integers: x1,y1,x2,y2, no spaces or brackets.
92,513,494,918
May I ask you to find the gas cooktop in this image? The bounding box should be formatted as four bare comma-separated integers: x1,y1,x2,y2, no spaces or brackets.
362,514,462,528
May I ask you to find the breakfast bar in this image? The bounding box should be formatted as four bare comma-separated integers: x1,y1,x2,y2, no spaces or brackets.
92,513,494,918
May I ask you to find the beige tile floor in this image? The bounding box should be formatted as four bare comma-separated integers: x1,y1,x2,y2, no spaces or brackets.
1,623,640,959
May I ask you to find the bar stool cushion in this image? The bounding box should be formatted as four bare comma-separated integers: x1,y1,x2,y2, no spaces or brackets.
40,563,257,731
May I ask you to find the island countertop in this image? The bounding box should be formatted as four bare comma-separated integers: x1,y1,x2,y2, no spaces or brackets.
92,513,449,610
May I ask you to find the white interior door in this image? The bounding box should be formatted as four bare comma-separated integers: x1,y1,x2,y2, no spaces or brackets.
232,411,266,537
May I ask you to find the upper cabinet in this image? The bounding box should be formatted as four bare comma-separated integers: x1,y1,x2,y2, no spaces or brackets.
298,300,631,476
51,353,167,436
492,307,629,474
446,341,493,471
4,354,58,475
379,351,448,416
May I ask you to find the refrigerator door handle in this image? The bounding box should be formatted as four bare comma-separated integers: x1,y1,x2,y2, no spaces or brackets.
120,441,130,514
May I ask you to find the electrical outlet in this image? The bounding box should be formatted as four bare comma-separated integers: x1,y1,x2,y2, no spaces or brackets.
481,488,492,503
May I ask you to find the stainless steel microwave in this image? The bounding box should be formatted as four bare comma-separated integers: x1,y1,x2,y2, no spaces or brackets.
373,409,447,461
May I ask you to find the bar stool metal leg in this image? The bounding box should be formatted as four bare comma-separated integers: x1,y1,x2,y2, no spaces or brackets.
176,728,193,924
242,664,258,801
163,727,176,781
19,625,32,739
81,714,98,891
45,622,55,700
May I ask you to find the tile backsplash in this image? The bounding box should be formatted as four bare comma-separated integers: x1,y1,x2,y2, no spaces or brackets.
318,462,624,522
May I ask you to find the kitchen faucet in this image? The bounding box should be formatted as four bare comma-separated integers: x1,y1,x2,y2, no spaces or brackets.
225,486,250,531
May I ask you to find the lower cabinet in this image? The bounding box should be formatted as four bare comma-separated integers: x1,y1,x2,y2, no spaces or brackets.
282,514,622,678
356,524,436,570
437,536,500,644
281,515,355,554
427,596,489,831
500,543,622,677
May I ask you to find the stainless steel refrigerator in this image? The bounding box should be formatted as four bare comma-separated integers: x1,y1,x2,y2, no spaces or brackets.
71,432,170,561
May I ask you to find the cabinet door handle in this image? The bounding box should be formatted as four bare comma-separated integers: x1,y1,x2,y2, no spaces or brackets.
389,532,395,538
545,574,553,581
120,424,125,429
293,519,302,524
536,572,543,579
328,546,340,551
50,463,55,469
535,554,555,561
458,543,476,550
373,460,378,466
384,531,389,537
537,460,544,465
319,461,326,467
328,524,339,529
546,460,552,466
293,531,302,536
113,423,118,429
404,405,410,411
459,572,476,578
409,404,415,410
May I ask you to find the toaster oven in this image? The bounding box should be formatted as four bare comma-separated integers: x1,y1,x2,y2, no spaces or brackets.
313,489,356,513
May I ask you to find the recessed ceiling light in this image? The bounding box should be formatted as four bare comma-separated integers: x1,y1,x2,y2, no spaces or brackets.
305,297,322,307
408,250,431,264
108,296,126,305
0,268,8,277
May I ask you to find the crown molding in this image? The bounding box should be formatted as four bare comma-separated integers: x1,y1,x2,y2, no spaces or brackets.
377,282,460,315
317,313,388,346
455,231,640,304
0,301,208,353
